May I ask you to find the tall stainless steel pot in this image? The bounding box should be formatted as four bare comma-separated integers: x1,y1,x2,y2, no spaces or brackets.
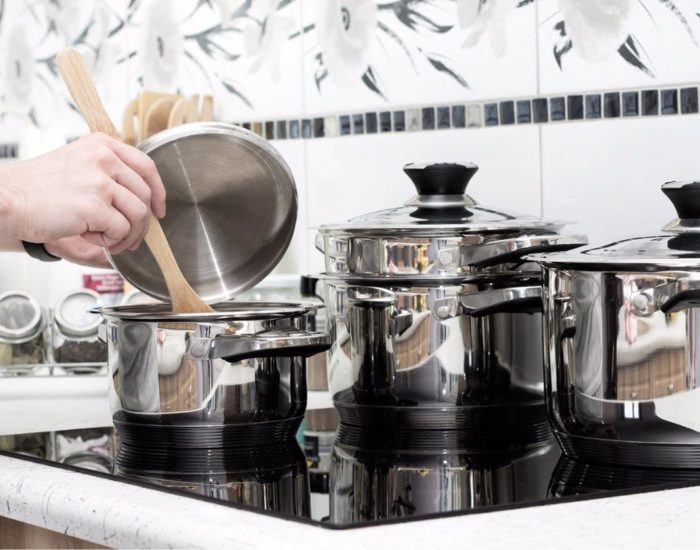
531,181,700,468
99,302,328,448
315,162,587,431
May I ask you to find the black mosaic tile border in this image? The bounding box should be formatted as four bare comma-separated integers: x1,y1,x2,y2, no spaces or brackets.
235,85,700,141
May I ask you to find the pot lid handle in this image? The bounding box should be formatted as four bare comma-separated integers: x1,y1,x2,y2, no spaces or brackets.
403,162,478,209
661,181,700,232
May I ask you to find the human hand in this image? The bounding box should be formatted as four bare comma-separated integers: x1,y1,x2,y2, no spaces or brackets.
0,133,166,257
44,236,111,268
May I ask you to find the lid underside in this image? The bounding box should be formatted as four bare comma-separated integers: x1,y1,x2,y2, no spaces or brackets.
109,122,297,304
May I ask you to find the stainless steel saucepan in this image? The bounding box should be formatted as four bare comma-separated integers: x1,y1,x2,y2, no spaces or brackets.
315,162,587,432
531,181,700,468
100,302,328,448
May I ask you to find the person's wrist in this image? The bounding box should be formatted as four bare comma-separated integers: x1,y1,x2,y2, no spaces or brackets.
0,164,24,252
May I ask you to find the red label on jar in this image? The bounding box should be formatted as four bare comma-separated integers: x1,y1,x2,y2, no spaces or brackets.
82,273,124,294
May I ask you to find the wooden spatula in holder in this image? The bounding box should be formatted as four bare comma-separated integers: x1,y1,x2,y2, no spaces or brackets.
56,48,213,314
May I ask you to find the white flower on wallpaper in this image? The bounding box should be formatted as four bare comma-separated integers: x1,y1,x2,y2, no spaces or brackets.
211,0,248,29
458,0,520,58
43,0,86,45
1,25,34,114
315,0,377,86
140,0,184,91
243,0,295,80
548,0,698,76
556,0,632,63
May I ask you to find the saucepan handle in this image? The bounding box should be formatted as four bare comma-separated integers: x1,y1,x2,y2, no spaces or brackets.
656,278,700,314
465,234,587,268
459,286,543,317
209,328,329,362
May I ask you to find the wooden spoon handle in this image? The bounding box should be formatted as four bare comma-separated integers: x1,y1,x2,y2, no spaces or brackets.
55,48,212,313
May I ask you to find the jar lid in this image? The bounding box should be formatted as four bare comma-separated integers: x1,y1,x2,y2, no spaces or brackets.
54,289,102,337
533,181,700,270
318,163,565,235
108,122,298,304
0,291,43,341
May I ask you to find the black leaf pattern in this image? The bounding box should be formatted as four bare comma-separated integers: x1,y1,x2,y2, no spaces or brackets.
517,0,534,6
657,0,697,46
617,34,655,77
361,66,387,100
221,79,253,108
421,51,469,88
552,21,572,70
313,52,327,92
378,21,417,72
381,0,454,34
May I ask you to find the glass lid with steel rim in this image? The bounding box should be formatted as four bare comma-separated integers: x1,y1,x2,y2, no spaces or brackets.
318,162,570,235
532,181,700,270
109,122,298,304
316,162,587,277
0,291,43,341
98,301,317,322
53,289,103,337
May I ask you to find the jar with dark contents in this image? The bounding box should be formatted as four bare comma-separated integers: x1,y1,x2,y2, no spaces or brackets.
0,291,46,374
51,289,107,373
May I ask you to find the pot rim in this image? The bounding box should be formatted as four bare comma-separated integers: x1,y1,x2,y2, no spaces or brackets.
95,301,318,322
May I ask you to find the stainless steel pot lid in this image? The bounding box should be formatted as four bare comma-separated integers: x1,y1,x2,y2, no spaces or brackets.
108,122,297,303
317,163,586,277
532,181,700,270
97,301,315,322
317,163,566,235
0,291,43,341
54,289,102,337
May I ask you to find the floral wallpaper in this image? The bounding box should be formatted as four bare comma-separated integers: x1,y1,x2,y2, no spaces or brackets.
0,0,699,138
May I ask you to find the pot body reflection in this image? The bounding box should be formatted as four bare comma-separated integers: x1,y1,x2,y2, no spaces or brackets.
330,434,559,524
542,268,700,467
322,280,547,431
101,303,328,448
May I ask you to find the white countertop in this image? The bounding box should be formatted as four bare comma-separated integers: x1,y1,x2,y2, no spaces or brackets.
1,376,699,549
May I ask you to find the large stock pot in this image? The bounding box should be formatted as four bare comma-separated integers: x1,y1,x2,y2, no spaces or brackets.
99,303,328,449
316,162,586,431
532,181,700,468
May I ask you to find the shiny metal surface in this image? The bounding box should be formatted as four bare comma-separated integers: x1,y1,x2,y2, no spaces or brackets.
330,436,559,524
110,122,297,303
317,162,585,278
541,267,700,466
318,233,587,277
100,303,328,445
322,279,547,430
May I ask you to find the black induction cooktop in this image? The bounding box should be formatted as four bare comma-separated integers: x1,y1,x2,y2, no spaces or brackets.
3,408,700,529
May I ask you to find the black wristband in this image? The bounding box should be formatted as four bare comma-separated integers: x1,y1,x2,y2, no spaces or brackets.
22,241,62,262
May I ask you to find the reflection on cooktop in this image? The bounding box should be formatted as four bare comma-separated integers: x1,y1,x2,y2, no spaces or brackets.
3,409,700,529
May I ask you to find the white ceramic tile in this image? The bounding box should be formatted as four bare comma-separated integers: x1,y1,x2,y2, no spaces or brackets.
541,115,700,246
537,0,700,94
304,126,543,273
300,0,537,115
266,140,309,275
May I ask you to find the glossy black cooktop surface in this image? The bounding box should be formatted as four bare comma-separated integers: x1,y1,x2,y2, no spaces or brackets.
3,409,700,529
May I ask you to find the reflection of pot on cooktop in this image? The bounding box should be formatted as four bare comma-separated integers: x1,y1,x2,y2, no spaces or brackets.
548,455,700,498
114,440,310,518
329,428,560,526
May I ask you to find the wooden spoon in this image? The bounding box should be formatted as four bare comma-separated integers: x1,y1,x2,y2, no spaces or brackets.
56,48,214,314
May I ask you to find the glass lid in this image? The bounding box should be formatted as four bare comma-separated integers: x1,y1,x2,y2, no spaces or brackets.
533,181,700,269
54,289,102,337
318,163,566,235
97,301,315,322
0,291,43,340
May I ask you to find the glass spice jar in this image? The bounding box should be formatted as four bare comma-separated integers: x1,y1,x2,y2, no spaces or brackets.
51,289,107,371
0,291,46,374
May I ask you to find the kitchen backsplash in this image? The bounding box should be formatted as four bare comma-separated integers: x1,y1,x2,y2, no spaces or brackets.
1,0,700,304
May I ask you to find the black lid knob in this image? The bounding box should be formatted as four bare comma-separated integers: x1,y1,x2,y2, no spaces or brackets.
662,181,700,219
403,162,479,196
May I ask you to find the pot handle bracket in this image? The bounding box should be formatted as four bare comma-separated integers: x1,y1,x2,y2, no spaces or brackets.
433,286,543,320
205,328,330,362
654,278,700,314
